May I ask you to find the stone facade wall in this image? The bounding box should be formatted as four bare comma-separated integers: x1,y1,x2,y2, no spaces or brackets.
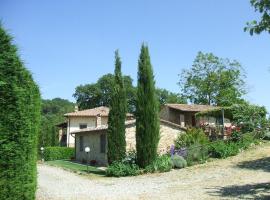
159,106,170,121
75,131,107,166
75,122,186,166
125,122,185,154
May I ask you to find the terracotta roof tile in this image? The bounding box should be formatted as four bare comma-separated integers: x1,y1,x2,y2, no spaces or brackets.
166,104,217,112
64,106,133,117
71,119,136,134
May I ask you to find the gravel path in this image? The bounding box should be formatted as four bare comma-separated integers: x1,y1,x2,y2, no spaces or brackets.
36,142,270,200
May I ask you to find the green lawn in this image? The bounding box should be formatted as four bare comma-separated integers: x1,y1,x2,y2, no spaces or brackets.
46,160,106,176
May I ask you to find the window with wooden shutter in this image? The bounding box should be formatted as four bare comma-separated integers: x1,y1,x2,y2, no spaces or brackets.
100,134,106,153
79,136,84,152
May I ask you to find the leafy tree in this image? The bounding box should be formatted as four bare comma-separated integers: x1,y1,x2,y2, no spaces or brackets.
179,52,246,106
136,44,160,168
107,51,127,163
0,25,41,200
156,88,186,107
74,74,184,113
39,98,74,148
245,0,270,35
73,74,136,112
231,102,267,133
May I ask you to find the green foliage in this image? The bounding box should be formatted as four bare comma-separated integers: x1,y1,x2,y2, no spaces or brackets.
73,73,136,113
0,25,41,200
144,155,173,173
136,44,160,168
106,161,140,177
107,51,127,163
196,102,267,135
175,128,209,149
171,155,187,169
238,133,256,149
231,103,267,133
156,88,186,107
264,130,270,140
245,0,270,35
73,73,183,114
231,130,241,142
179,52,246,106
43,147,74,161
209,141,239,159
186,144,208,166
39,98,74,148
122,150,137,164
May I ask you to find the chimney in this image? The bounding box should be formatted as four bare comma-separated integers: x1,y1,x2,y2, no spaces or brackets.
74,105,79,112
96,114,102,127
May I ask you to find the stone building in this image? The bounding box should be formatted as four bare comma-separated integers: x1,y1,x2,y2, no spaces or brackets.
159,104,218,128
72,119,185,166
59,104,223,166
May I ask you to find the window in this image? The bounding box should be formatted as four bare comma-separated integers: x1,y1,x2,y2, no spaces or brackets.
100,134,106,153
79,124,87,129
79,136,84,152
180,114,185,127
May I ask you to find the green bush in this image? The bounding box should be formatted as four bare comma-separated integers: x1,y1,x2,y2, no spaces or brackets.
186,144,208,166
171,155,187,169
209,141,239,158
145,155,173,173
175,128,209,149
122,150,137,165
231,130,241,142
238,133,255,149
44,147,74,161
0,25,41,200
264,131,270,140
106,161,140,177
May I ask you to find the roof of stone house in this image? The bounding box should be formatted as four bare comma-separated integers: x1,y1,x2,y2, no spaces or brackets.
64,106,133,117
71,119,186,134
165,104,217,112
71,119,136,134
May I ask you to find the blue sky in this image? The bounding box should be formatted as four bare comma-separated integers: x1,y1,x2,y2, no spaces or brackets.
1,1,270,112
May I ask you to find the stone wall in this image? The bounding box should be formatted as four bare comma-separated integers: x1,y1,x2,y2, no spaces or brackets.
125,122,185,154
75,131,108,166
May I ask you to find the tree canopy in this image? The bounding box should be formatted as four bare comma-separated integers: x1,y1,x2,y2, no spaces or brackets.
39,98,74,148
245,0,270,35
74,73,184,113
179,52,246,106
156,88,186,106
73,74,136,113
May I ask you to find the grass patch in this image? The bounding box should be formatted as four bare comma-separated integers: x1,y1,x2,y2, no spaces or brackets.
46,160,106,176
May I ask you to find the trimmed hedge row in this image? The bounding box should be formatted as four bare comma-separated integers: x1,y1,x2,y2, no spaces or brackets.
0,25,41,200
44,147,74,161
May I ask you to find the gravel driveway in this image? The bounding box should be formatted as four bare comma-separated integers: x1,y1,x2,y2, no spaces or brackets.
36,143,270,200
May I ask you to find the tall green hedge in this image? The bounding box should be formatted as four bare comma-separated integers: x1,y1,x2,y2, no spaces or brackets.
43,147,74,161
136,44,160,168
0,24,41,200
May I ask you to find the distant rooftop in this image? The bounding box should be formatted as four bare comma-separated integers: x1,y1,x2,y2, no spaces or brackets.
165,104,217,112
64,106,133,117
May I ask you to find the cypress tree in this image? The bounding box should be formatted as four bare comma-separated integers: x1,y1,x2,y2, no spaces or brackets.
107,50,127,163
0,24,41,200
136,44,160,168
